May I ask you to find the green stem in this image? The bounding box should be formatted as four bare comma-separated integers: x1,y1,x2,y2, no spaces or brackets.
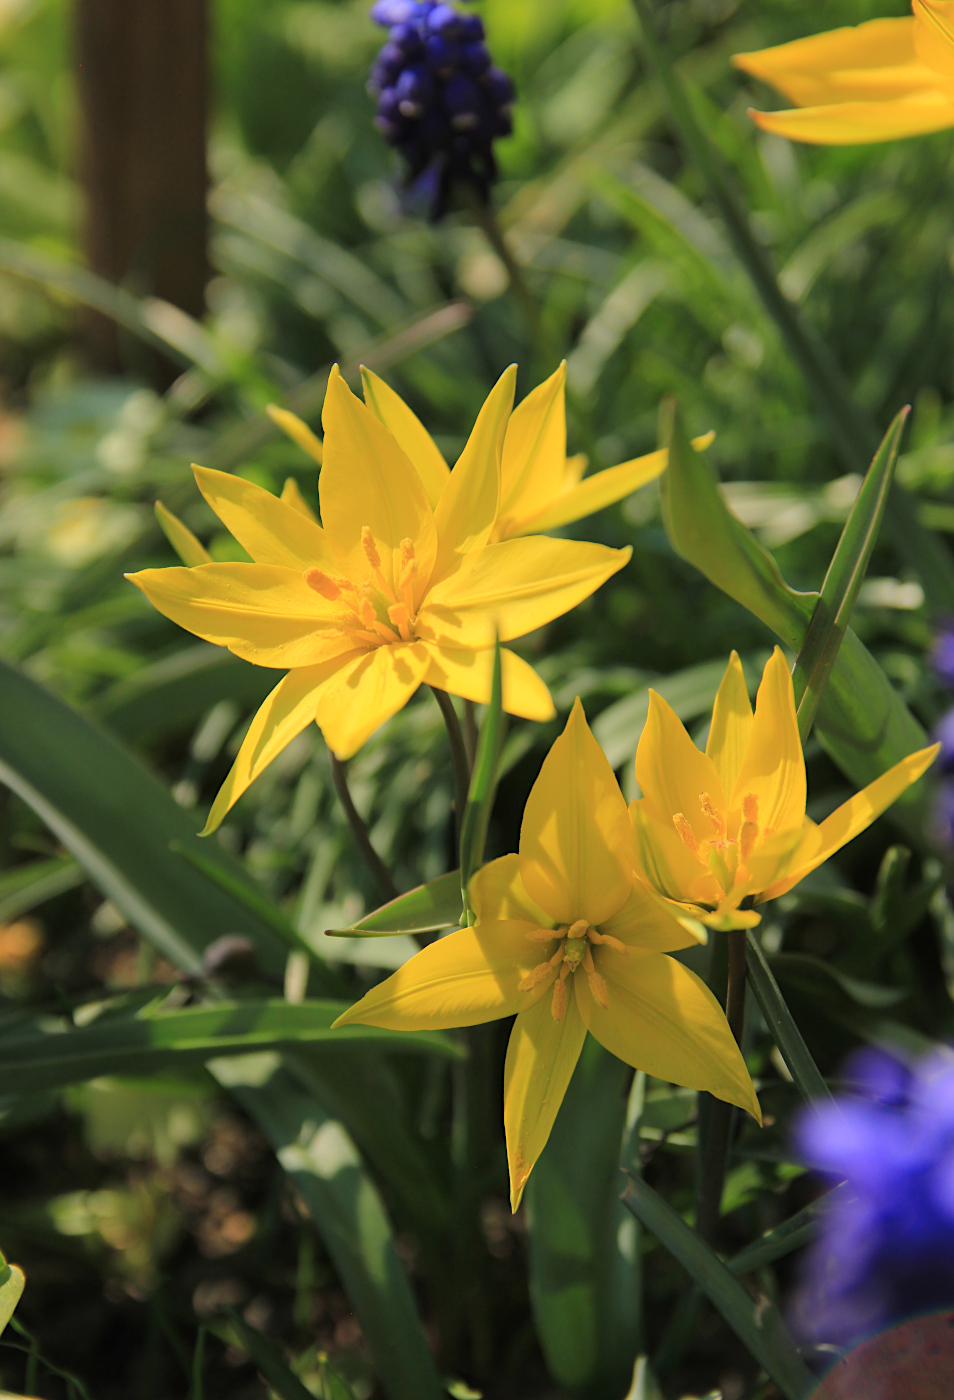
463,699,478,769
430,685,471,858
628,0,954,612
696,928,746,1243
459,183,541,347
745,929,832,1102
329,753,400,904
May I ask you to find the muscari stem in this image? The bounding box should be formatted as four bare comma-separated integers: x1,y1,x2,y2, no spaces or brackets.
459,183,541,347
430,685,471,858
696,927,747,1244
330,753,400,904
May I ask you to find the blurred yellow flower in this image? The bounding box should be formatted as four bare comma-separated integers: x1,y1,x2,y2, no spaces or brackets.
334,700,760,1210
734,3,954,145
130,366,629,832
631,649,938,930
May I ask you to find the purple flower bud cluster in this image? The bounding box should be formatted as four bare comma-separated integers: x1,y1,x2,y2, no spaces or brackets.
368,0,515,218
930,627,954,842
791,1046,954,1347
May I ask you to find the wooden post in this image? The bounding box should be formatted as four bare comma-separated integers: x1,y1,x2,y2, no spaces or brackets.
74,0,210,377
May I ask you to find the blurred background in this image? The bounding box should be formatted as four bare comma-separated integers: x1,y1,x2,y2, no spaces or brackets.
3,0,954,1396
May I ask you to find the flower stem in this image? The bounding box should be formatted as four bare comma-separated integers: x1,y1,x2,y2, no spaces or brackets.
463,699,478,769
329,753,399,904
459,183,540,348
430,685,471,859
696,928,747,1244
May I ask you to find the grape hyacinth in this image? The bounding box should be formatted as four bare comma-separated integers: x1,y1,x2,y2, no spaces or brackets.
931,624,954,843
790,1046,954,1347
368,0,515,218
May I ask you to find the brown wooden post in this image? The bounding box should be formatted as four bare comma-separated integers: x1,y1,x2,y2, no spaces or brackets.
74,0,210,377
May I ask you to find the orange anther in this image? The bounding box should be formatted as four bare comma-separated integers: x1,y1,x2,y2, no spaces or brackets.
399,537,416,576
740,821,758,861
358,598,377,628
699,792,726,839
518,961,553,993
361,526,381,570
304,568,341,600
551,977,568,1021
525,927,558,943
567,918,589,940
590,931,627,953
673,812,700,854
743,793,759,824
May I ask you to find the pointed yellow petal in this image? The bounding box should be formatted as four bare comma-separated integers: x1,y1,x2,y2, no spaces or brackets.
730,647,805,837
266,404,323,464
733,19,924,105
431,365,515,582
155,500,211,566
201,660,347,834
193,464,331,571
761,743,939,900
635,691,726,842
520,698,633,928
320,366,437,593
504,991,587,1211
748,93,954,144
598,880,704,953
422,537,631,647
360,366,450,510
706,651,753,800
314,641,430,759
126,563,352,668
498,362,567,526
332,920,551,1030
280,477,318,522
630,800,723,907
914,0,954,80
510,448,664,537
421,641,555,721
577,947,761,1123
469,853,553,926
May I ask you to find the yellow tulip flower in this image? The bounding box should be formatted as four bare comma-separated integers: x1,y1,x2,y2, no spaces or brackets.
734,3,954,145
334,700,761,1210
631,648,938,931
129,366,630,833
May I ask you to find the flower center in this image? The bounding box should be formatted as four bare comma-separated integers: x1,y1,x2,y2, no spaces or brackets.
672,791,771,896
517,917,628,1022
305,526,419,648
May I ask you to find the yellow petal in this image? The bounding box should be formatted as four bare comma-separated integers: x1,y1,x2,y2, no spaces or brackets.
730,648,805,838
761,743,939,900
706,651,753,801
431,365,515,582
504,990,587,1211
576,946,761,1123
520,698,633,928
733,19,926,105
498,362,567,527
201,660,347,834
155,500,210,566
422,536,631,647
332,920,551,1030
630,800,723,906
421,640,555,721
509,448,664,537
126,563,353,669
320,366,437,595
192,464,331,571
360,367,450,510
598,880,705,953
314,641,431,758
748,92,954,144
914,0,954,80
280,477,318,522
469,853,554,926
635,690,726,842
266,404,323,464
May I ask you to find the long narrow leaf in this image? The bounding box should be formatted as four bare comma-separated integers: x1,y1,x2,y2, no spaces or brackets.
171,841,317,962
728,1188,842,1277
792,408,909,744
221,1312,318,1400
620,1174,815,1400
460,639,505,924
327,870,463,937
0,855,84,922
745,931,831,1103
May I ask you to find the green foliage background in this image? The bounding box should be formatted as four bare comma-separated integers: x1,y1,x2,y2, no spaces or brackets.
0,0,953,1396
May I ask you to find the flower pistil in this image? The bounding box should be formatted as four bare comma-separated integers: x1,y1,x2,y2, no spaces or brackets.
517,916,626,1020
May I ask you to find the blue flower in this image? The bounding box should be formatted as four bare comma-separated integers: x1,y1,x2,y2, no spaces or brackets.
933,627,954,689
791,1045,954,1347
368,0,515,218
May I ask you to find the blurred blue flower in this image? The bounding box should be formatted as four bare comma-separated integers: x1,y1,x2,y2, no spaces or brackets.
933,626,954,689
368,0,515,218
791,1045,954,1347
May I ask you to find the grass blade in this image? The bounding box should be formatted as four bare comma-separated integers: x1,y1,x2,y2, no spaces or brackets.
222,1311,318,1400
460,639,505,924
745,930,831,1103
0,855,84,922
728,1188,842,1277
620,1174,815,1399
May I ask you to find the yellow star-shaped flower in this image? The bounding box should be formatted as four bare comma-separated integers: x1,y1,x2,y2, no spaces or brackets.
334,700,760,1210
631,649,938,930
129,367,630,832
734,2,954,145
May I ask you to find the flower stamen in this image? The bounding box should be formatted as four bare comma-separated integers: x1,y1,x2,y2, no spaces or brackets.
305,569,343,600
582,946,609,1008
673,812,701,854
699,792,726,840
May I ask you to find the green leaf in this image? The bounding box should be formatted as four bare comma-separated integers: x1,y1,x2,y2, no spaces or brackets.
745,931,831,1104
0,997,462,1096
0,855,84,922
620,1174,815,1400
460,639,505,924
661,402,931,837
792,408,909,744
221,1311,321,1400
327,870,463,937
0,1253,25,1338
90,644,273,742
171,840,317,962
526,1040,641,1399
728,1188,841,1277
